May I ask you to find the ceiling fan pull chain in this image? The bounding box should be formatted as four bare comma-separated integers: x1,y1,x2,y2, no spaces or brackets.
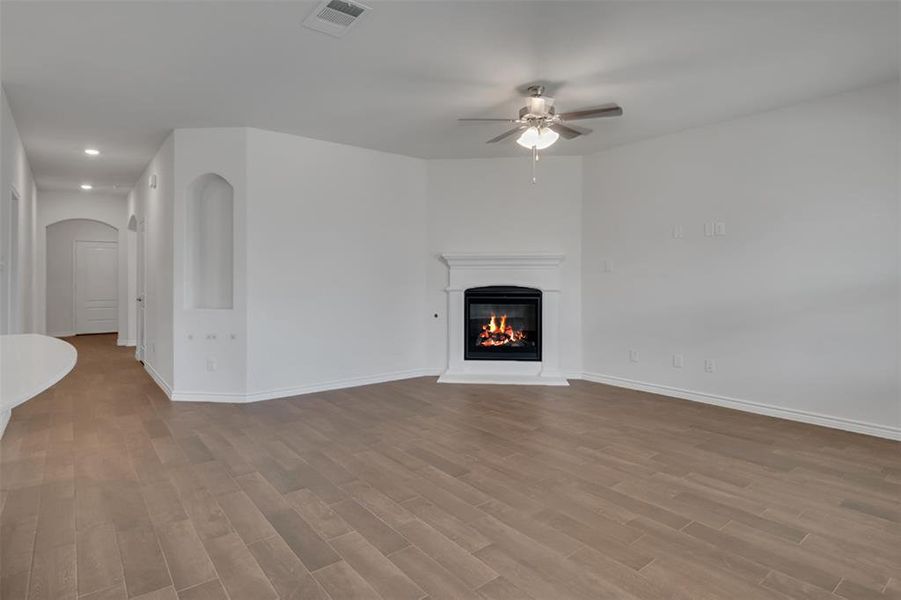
531,146,537,184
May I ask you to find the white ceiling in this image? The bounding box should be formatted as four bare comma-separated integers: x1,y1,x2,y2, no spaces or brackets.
2,1,898,195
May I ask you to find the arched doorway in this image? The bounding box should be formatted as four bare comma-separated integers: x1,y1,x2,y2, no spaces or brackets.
45,219,119,336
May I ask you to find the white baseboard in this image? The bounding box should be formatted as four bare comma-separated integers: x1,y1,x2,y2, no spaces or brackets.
0,409,10,440
141,359,898,441
144,362,173,399
48,331,75,338
580,372,901,441
117,338,136,347
170,368,442,404
171,390,246,403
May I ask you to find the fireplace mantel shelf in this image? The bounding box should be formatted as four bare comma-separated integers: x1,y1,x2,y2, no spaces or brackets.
441,253,565,269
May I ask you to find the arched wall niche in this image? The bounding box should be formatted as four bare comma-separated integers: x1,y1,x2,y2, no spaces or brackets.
185,173,234,309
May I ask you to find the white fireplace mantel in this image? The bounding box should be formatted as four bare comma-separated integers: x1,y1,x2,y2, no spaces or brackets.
438,253,569,386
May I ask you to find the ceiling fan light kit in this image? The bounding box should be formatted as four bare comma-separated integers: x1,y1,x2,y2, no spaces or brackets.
458,84,623,183
516,126,559,150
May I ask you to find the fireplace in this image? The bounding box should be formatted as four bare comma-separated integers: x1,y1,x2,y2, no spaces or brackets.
439,253,566,386
464,286,541,361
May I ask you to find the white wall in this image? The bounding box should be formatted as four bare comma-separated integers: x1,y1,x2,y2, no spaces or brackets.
426,157,583,375
582,83,900,436
134,134,175,389
36,191,129,338
0,88,37,336
45,219,118,336
244,128,428,397
172,128,247,398
0,87,38,436
144,129,583,401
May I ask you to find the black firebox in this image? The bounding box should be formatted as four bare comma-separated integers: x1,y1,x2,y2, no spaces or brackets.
464,286,541,361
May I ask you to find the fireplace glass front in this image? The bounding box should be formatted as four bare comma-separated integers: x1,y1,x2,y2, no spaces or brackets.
464,286,541,361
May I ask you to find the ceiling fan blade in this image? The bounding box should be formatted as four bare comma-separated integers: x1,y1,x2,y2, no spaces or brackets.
550,123,590,139
458,118,518,124
486,126,526,143
558,105,623,121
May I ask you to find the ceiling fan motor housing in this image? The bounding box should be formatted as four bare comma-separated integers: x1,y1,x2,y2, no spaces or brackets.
520,96,556,121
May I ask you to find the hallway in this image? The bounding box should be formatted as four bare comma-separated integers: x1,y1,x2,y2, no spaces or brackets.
2,335,901,599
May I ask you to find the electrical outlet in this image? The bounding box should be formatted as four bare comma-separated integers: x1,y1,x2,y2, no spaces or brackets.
629,349,639,363
673,354,684,368
672,225,684,239
206,358,217,372
705,359,716,373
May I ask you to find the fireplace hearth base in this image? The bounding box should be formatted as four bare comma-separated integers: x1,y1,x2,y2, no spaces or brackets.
437,371,569,386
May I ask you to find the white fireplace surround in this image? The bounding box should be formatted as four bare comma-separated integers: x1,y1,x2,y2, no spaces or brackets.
438,253,569,386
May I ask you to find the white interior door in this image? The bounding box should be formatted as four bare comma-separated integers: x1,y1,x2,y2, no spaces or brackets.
74,240,118,334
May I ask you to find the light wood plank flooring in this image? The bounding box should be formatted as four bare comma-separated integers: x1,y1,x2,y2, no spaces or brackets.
1,334,899,599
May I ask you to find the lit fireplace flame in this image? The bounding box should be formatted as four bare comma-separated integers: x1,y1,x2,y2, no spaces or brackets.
478,314,526,347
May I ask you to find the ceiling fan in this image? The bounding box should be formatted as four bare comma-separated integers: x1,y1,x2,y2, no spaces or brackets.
459,84,623,182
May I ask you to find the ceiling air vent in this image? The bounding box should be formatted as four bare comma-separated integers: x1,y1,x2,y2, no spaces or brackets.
303,0,371,38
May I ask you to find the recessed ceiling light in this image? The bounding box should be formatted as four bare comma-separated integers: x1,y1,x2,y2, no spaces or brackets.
84,148,100,156
80,184,93,190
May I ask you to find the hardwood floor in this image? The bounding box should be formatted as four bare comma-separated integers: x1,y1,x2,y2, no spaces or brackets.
1,334,899,599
